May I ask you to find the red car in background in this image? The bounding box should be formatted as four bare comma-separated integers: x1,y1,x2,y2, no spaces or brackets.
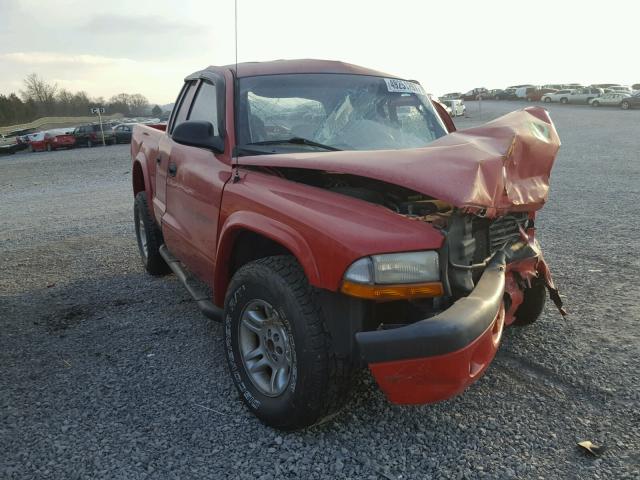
44,129,76,151
26,132,46,152
26,130,76,152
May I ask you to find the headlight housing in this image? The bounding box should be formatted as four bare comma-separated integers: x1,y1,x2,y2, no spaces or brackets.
342,251,442,300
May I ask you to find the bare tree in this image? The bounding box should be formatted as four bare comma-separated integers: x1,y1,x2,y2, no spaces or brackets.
128,94,149,116
21,73,58,105
56,89,74,115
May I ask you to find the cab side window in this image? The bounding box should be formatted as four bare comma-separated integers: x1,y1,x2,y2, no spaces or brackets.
188,81,219,135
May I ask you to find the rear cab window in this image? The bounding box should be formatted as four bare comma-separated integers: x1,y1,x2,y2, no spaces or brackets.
169,81,197,134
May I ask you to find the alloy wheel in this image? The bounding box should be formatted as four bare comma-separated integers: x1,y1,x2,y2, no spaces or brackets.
238,299,293,397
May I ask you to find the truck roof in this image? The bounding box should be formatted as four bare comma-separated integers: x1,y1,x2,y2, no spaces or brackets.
196,58,397,79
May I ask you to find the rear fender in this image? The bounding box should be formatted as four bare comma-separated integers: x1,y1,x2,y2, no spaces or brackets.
213,211,320,306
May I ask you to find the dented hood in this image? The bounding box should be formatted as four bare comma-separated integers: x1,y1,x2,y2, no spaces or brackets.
240,106,561,216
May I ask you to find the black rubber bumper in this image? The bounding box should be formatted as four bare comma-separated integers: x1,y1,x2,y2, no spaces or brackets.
356,251,507,364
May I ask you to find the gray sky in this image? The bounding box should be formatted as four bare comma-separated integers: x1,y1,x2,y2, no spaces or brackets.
1,0,637,104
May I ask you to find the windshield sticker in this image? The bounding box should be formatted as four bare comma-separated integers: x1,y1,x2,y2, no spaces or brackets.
384,78,426,95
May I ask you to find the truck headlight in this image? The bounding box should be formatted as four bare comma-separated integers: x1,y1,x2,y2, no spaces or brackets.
342,251,442,300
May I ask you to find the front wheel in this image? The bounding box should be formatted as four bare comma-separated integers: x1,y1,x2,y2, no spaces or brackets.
592,101,600,107
621,100,630,110
46,143,52,152
86,139,92,148
224,256,352,430
544,97,551,103
560,98,568,104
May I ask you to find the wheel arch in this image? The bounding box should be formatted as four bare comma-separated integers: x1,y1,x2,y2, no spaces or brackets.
214,212,322,306
132,155,153,207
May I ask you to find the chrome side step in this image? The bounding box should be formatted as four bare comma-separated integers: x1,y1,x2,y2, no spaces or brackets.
159,245,223,322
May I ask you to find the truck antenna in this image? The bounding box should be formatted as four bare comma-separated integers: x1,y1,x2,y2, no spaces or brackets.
232,0,240,183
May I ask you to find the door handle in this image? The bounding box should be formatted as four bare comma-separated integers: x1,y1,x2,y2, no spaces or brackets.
168,163,177,176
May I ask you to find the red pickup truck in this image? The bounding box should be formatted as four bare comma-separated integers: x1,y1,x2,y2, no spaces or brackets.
131,59,564,430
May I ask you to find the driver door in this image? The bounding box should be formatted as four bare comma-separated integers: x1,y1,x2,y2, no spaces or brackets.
161,77,232,284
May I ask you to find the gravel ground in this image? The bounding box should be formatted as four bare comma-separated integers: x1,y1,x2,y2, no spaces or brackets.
1,101,639,479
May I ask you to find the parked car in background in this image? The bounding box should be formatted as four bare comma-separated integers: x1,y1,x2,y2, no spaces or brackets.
608,86,632,94
526,88,558,102
492,88,517,100
441,99,465,117
0,134,25,154
621,91,640,110
591,83,620,89
43,129,76,151
589,92,630,107
73,124,115,147
541,89,575,103
26,132,46,152
113,123,135,144
565,87,603,104
542,84,564,90
461,88,489,100
440,92,462,100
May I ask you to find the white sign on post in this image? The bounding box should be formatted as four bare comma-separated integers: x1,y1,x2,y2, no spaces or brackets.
90,107,107,145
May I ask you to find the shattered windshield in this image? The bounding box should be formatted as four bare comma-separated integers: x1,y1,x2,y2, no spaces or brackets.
237,74,447,153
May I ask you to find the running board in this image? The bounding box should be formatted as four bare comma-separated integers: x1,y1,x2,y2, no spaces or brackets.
159,245,223,322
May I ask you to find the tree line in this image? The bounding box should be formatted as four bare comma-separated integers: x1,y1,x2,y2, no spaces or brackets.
0,74,161,128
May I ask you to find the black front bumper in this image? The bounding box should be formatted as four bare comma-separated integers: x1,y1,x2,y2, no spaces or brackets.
356,251,507,364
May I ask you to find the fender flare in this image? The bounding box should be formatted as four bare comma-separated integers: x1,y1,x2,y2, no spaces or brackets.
213,211,322,306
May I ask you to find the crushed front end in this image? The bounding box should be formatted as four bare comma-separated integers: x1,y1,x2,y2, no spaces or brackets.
354,207,566,404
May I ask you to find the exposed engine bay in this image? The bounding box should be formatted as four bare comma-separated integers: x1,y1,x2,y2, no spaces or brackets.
268,167,454,222
259,167,532,301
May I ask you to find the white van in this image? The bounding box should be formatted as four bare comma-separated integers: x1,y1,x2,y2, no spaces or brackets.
515,85,536,99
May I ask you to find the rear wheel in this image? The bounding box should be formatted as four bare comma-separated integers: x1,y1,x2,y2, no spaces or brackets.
224,256,352,430
592,100,600,107
134,191,169,276
512,281,547,326
560,98,568,104
621,100,630,110
544,97,551,103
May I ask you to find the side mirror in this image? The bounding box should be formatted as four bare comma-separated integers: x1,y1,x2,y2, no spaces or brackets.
172,121,224,153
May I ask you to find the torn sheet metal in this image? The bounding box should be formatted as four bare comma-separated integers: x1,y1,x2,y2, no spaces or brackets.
240,106,561,217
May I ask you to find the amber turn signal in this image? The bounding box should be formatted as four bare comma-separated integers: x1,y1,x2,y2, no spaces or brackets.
341,281,444,301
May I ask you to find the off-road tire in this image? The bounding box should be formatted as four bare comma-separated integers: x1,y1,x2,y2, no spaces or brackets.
224,255,352,430
134,191,169,276
512,280,547,326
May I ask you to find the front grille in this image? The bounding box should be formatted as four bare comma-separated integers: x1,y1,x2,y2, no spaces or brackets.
488,214,528,253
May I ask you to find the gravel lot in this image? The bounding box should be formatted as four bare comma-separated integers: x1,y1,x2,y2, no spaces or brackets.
1,101,639,479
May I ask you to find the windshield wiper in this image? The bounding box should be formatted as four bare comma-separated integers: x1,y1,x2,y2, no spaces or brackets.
247,137,341,151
